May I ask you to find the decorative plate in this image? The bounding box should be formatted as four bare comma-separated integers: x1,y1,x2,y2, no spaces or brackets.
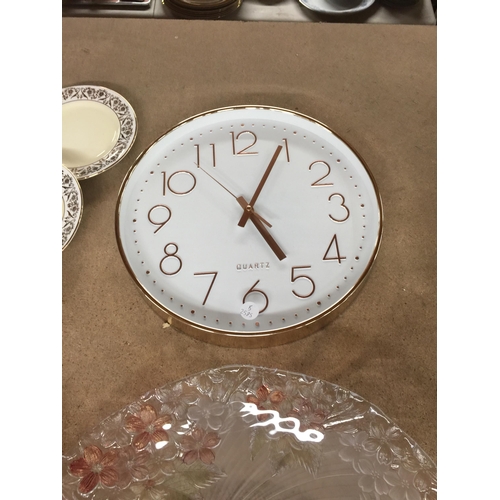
298,0,375,16
62,166,83,251
62,85,138,180
162,0,241,19
62,365,437,500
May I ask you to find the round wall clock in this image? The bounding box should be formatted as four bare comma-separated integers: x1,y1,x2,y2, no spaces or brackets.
116,106,382,347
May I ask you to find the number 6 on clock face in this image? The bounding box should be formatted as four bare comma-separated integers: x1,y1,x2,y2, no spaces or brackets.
116,106,383,347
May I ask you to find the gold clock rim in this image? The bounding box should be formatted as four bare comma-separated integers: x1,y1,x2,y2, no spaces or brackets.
115,105,384,347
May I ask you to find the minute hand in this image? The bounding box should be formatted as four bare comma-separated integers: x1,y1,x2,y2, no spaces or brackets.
238,145,283,228
246,210,287,261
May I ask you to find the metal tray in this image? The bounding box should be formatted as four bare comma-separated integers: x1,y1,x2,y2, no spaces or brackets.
63,0,151,7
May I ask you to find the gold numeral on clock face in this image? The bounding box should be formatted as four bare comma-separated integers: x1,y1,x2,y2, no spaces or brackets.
291,266,315,298
328,193,350,222
162,170,197,196
160,243,182,275
148,205,172,233
195,144,216,168
323,234,346,263
243,279,269,313
230,131,258,155
309,161,334,187
194,271,218,305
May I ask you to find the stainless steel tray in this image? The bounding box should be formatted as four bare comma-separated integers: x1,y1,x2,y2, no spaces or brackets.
63,0,151,6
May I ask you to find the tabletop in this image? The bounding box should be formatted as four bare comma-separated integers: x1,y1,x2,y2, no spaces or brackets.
62,16,437,471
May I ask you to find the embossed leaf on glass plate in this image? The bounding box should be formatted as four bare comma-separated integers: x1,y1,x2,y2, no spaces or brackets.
161,458,226,496
268,433,323,476
249,426,269,461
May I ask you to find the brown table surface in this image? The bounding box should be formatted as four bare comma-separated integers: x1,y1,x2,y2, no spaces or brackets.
62,18,437,465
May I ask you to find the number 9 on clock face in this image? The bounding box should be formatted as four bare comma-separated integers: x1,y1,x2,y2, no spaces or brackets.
116,106,383,346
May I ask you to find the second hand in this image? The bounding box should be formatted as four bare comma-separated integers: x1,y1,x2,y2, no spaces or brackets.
198,166,272,228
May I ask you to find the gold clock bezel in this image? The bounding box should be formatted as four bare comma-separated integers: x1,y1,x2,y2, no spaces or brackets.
115,105,383,348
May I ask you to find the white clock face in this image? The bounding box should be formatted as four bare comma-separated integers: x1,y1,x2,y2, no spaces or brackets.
116,106,382,342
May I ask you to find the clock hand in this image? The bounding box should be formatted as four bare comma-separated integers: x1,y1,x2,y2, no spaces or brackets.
238,145,283,228
197,165,285,260
246,210,287,261
198,166,272,228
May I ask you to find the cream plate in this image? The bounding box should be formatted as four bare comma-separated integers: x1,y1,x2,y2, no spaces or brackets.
299,0,375,15
62,166,83,250
62,365,437,499
62,85,138,180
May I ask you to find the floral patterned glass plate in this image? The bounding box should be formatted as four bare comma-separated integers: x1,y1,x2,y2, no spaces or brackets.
62,365,437,500
62,85,138,180
62,166,83,250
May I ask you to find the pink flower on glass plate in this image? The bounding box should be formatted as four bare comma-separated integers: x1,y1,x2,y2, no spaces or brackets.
125,404,172,451
247,385,270,407
287,401,326,432
247,385,285,421
69,445,120,494
179,427,221,465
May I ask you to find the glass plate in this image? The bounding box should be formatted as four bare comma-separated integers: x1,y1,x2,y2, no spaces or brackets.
62,365,436,499
62,85,138,180
62,166,83,250
298,0,375,15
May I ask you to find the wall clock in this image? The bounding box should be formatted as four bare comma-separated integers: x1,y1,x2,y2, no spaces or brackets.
116,106,382,347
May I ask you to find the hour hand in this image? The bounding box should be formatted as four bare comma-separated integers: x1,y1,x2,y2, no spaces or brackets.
236,197,272,228
243,204,287,261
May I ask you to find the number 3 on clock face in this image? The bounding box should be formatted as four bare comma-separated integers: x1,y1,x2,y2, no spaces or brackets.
116,106,383,347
